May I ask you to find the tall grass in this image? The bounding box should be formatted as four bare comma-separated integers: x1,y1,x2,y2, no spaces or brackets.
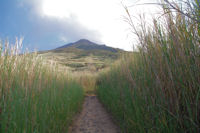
97,1,200,132
73,72,97,95
0,38,84,133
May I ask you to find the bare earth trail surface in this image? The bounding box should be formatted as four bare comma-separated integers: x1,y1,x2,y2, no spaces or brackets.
69,96,121,133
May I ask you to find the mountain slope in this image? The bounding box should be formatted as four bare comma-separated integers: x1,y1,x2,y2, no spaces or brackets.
56,39,118,52
39,39,125,72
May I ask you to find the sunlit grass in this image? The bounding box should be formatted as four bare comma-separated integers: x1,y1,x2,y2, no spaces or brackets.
97,1,200,132
0,38,84,133
71,72,97,95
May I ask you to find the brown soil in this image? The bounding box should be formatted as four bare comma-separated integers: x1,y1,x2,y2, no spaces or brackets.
69,96,120,133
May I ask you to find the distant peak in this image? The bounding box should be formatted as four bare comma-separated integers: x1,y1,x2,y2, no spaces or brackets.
75,39,98,46
78,39,89,41
55,39,121,53
77,39,91,43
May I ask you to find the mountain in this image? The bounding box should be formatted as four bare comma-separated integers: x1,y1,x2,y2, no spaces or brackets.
55,39,119,53
39,39,125,72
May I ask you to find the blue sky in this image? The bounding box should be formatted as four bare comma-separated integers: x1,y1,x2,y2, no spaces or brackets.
0,0,102,51
0,0,50,50
0,0,159,51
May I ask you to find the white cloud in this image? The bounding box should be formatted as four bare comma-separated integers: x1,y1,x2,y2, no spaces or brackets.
59,35,68,42
40,0,133,50
21,0,162,51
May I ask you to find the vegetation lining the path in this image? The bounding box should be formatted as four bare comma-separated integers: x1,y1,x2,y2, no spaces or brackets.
97,1,200,132
73,72,97,95
0,39,84,133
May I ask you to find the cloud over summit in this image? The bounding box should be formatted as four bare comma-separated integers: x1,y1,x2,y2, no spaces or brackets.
0,0,102,50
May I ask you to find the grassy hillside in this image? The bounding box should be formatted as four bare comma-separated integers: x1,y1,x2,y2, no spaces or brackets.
38,39,124,73
0,40,84,133
97,1,200,133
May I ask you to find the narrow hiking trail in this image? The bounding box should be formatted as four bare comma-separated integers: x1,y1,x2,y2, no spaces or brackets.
69,96,120,133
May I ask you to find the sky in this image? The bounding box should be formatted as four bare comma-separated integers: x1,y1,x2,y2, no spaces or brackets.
0,0,160,51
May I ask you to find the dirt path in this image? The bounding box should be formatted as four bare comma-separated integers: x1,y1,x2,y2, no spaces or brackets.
69,96,120,133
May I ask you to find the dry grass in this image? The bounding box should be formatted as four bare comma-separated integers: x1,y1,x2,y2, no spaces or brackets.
39,45,121,73
0,38,84,133
97,1,200,132
71,71,97,95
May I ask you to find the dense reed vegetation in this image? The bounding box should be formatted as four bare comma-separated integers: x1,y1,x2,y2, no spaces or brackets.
97,1,200,132
0,38,84,133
